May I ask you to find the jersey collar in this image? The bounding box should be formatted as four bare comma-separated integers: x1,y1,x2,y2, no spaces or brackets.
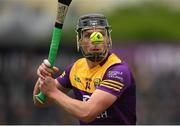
99,51,112,66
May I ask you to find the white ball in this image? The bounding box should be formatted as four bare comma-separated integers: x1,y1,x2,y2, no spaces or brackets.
43,59,51,67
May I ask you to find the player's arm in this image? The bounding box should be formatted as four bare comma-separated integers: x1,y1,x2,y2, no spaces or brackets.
40,77,117,122
40,63,131,122
33,78,69,107
33,79,53,107
54,88,116,122
33,60,68,107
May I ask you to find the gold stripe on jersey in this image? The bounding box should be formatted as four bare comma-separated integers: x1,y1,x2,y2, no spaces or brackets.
103,80,124,87
100,81,123,89
99,83,120,92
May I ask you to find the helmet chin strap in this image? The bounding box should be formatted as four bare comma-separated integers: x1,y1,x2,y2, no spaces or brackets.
80,47,108,62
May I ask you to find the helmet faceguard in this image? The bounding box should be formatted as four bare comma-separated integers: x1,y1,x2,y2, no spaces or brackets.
76,13,112,62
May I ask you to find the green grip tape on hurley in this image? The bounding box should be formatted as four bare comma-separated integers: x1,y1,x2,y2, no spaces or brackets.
48,28,62,67
35,27,62,104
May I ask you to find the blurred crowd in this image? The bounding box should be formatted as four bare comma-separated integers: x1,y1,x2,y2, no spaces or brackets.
133,44,180,124
0,0,180,124
0,46,79,124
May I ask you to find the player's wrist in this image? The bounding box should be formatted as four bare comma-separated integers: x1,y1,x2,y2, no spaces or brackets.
47,88,59,100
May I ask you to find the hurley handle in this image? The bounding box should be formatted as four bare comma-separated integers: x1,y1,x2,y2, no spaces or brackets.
35,0,72,104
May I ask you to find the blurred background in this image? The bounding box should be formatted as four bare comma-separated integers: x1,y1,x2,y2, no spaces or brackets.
0,0,180,124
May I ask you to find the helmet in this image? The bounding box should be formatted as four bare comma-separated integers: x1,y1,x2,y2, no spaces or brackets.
76,13,111,33
76,13,112,62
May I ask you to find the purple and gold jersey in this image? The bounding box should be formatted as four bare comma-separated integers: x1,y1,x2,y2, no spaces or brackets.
57,52,136,125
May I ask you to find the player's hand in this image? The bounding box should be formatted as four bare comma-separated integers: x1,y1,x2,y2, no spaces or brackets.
39,77,58,98
37,59,59,80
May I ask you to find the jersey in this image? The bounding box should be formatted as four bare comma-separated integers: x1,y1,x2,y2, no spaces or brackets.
56,52,136,125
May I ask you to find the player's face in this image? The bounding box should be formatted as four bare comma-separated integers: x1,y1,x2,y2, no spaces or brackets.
80,28,109,55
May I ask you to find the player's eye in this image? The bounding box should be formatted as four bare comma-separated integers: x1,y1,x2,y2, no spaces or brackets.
100,31,106,36
83,33,91,38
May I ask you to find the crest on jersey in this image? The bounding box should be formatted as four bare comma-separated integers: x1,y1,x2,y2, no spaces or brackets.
93,78,101,88
74,75,81,83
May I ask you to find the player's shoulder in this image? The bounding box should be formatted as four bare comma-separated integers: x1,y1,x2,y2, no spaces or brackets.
72,57,86,67
105,52,122,64
103,53,134,83
103,63,134,87
58,58,86,81
65,57,85,69
109,61,131,72
65,57,88,73
107,52,131,71
109,61,131,73
75,57,86,63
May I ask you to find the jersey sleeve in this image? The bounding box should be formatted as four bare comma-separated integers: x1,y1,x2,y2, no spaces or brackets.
96,63,133,97
56,64,73,89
